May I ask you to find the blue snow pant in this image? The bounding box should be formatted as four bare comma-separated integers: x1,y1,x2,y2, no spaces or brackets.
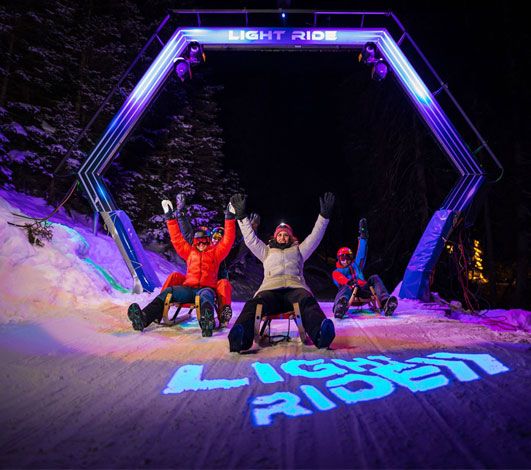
333,274,390,311
142,286,216,325
157,285,216,310
230,287,326,350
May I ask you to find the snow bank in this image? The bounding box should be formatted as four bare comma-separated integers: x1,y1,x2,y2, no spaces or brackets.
452,309,531,333
0,190,176,323
393,283,531,333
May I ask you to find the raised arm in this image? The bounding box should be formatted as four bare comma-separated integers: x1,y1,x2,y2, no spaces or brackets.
354,218,368,271
162,198,192,259
166,218,192,260
354,238,368,272
299,193,334,261
176,213,193,245
214,215,236,261
225,212,260,269
299,215,329,261
238,217,267,262
230,194,267,262
174,193,194,244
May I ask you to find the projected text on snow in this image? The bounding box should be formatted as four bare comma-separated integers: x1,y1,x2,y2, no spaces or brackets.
162,352,509,427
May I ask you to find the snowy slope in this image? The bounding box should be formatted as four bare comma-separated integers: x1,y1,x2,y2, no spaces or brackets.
1,189,530,332
0,189,178,323
1,190,530,469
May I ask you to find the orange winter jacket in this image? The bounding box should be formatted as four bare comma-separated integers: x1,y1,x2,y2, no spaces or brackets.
166,218,236,289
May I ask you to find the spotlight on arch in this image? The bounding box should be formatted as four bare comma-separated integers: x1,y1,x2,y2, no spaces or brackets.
371,59,389,81
187,41,205,65
174,58,191,82
358,42,377,65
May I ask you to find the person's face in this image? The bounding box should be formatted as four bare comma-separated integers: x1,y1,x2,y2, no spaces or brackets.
195,238,209,252
276,231,290,244
339,256,352,267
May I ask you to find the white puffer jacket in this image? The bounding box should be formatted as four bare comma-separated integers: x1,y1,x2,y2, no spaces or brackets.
238,215,329,295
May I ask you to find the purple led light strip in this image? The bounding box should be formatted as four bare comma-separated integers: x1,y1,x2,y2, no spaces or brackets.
75,16,492,294
80,26,484,214
378,33,481,175
180,28,482,177
81,32,186,182
79,32,189,210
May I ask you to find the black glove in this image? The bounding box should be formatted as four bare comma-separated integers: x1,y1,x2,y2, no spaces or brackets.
175,193,186,212
347,278,358,288
359,218,369,239
319,192,335,219
225,203,235,220
230,194,247,220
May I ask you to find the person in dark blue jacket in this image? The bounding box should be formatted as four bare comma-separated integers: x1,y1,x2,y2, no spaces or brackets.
332,219,397,318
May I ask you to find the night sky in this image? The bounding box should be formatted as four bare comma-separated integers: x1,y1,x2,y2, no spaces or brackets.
210,50,358,236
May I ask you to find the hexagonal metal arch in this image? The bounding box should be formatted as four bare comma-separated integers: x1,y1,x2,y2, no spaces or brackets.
78,15,488,296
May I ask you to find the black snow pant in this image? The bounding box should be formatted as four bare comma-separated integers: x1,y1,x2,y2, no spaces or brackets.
334,274,390,310
232,287,326,350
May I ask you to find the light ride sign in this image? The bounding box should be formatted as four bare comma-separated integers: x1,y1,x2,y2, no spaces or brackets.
226,29,338,41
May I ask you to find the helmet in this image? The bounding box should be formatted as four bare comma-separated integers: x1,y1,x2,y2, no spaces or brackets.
337,247,353,260
197,226,211,237
211,226,224,241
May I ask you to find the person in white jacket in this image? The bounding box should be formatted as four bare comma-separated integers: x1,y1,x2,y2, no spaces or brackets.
227,192,336,352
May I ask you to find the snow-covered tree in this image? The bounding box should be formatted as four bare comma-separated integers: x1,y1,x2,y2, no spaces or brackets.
110,68,243,255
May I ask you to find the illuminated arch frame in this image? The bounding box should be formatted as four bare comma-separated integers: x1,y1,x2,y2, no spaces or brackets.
78,20,488,296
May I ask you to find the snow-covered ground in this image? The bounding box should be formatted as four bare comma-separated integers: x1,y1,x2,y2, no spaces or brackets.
1,190,530,468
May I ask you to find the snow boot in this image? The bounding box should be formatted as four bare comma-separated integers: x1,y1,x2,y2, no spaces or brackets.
199,301,215,337
333,297,349,319
127,303,146,332
128,297,165,332
219,305,232,329
383,296,398,316
316,318,335,349
228,324,244,352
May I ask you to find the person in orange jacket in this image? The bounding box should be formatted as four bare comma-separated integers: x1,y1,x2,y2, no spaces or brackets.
161,193,260,328
127,195,236,337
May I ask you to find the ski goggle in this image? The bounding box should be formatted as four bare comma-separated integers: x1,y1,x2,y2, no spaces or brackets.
338,254,353,261
194,237,210,245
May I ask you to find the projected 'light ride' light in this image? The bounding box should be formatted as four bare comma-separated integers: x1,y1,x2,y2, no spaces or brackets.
162,352,509,427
